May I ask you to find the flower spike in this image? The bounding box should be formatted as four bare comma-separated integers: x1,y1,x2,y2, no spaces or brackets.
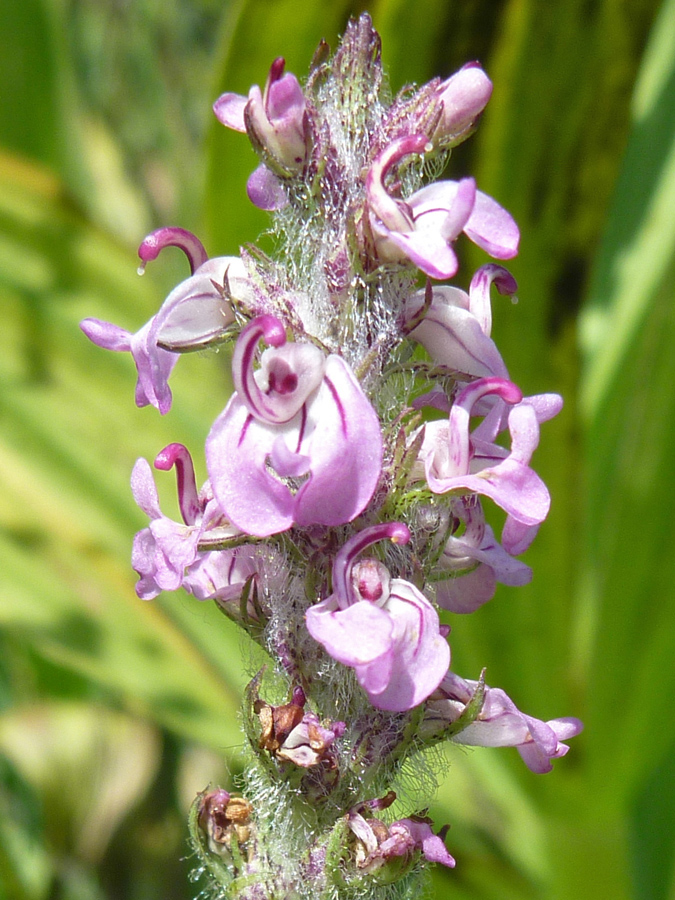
82,17,582,894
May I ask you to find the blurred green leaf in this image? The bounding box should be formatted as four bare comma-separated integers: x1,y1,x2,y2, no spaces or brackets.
0,0,63,169
0,752,51,900
0,0,92,206
453,0,660,715
578,0,675,810
629,736,675,900
0,152,249,752
0,704,160,865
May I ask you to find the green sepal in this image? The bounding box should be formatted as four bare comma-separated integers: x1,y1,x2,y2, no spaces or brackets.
433,669,487,746
445,669,486,738
367,853,418,886
242,669,266,754
323,816,351,892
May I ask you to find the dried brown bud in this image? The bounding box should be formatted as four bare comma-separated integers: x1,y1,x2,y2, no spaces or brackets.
255,694,305,753
198,789,254,857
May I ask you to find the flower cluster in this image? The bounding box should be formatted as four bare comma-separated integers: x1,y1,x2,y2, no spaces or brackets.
82,16,581,900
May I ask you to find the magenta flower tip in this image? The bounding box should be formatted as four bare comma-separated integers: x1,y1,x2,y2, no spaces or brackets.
137,227,208,275
153,442,190,471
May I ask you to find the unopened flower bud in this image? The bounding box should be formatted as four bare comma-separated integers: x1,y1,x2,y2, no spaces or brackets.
214,58,308,182
245,58,308,176
432,63,492,147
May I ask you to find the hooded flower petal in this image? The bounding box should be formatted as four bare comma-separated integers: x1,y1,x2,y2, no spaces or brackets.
206,316,382,536
306,524,449,711
365,136,519,278
406,283,508,379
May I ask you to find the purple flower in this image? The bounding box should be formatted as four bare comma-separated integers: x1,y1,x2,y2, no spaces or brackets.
181,547,261,606
427,672,583,773
81,228,252,414
213,58,307,210
406,264,517,379
205,315,383,537
434,498,532,613
365,135,519,279
348,805,455,874
306,524,450,712
431,62,492,147
387,818,456,868
131,443,248,600
420,377,551,528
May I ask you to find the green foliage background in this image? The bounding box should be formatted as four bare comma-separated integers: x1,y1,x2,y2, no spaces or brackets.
1,0,675,897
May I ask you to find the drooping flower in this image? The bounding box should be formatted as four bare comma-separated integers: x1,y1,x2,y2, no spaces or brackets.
425,671,584,773
81,228,254,413
405,264,517,380
364,135,519,279
197,789,254,860
255,687,345,769
433,497,532,613
214,58,307,209
306,523,450,712
206,315,383,537
420,377,552,528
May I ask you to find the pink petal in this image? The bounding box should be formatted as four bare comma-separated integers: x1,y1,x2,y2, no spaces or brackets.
80,319,131,352
383,228,459,279
464,190,519,258
213,92,248,131
247,164,289,210
293,356,382,528
410,300,508,378
305,598,395,668
206,398,296,537
131,458,162,519
435,564,498,613
367,581,450,711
